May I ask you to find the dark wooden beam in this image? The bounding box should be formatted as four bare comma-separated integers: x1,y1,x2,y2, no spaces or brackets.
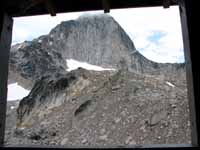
5,0,178,17
179,0,199,146
163,0,170,8
21,0,43,15
21,0,56,16
44,0,56,16
102,0,110,13
0,13,13,146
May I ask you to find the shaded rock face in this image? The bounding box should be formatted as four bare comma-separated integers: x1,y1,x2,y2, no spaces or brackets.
16,68,87,126
9,41,66,89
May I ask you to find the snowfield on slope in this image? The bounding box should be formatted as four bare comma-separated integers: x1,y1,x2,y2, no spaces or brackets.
66,59,115,71
7,83,30,101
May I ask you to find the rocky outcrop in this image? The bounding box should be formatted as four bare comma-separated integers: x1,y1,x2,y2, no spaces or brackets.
5,69,190,146
16,68,91,126
9,41,67,89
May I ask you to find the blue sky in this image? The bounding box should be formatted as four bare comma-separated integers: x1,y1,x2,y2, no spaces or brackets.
148,31,166,44
12,6,184,63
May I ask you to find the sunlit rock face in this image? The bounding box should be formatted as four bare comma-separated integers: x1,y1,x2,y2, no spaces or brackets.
47,15,135,70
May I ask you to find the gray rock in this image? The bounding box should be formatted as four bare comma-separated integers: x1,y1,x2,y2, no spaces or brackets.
111,85,121,91
60,138,68,145
99,135,108,141
125,136,132,144
5,69,190,146
150,110,168,126
81,138,87,144
129,140,136,145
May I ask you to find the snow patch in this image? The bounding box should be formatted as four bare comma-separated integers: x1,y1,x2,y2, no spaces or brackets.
66,59,115,71
60,33,64,39
49,41,53,45
50,34,54,38
10,106,15,109
7,83,30,101
166,81,175,87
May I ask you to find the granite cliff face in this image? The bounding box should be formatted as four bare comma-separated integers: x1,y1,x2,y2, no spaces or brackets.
6,14,190,146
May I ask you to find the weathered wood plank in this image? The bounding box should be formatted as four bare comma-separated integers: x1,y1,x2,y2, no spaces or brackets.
179,0,199,146
0,13,13,146
44,0,56,16
102,0,110,13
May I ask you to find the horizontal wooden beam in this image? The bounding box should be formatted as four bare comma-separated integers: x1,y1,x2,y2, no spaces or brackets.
5,0,178,17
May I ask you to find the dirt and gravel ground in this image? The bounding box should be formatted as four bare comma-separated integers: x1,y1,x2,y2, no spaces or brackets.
5,69,191,147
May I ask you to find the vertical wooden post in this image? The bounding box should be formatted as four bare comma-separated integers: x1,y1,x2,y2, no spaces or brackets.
179,0,199,146
0,13,13,146
102,0,110,13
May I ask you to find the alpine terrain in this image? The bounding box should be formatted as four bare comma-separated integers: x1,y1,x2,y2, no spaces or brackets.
5,14,190,146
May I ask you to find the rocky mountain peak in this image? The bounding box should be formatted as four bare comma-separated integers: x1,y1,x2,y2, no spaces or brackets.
9,14,185,89
45,14,136,69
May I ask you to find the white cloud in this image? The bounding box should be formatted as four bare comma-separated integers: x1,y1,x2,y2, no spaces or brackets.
110,6,184,63
12,6,184,63
12,11,89,44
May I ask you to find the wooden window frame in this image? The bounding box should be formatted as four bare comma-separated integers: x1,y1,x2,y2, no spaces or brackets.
0,0,199,149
